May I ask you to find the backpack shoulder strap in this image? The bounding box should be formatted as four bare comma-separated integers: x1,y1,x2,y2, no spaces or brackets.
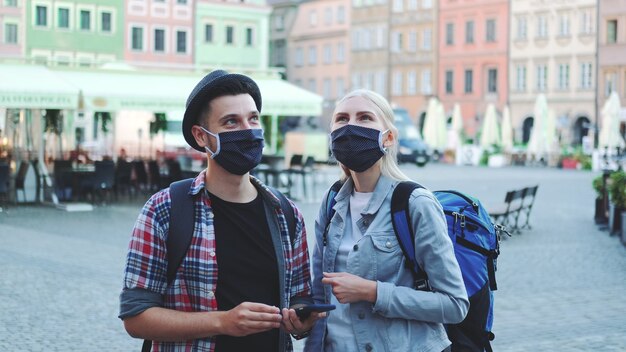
166,178,195,286
391,181,431,291
322,180,344,246
269,187,296,244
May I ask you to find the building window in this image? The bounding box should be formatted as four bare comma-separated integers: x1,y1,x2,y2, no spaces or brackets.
323,44,331,64
337,77,345,97
516,65,527,92
337,42,345,63
58,8,70,29
154,29,165,52
246,27,254,46
393,71,403,96
581,62,592,89
465,21,474,44
308,46,317,65
421,70,431,94
4,23,17,44
205,24,213,43
177,0,187,4
176,31,187,53
423,28,432,50
5,0,18,6
407,0,417,11
581,10,594,34
80,10,91,31
537,15,548,38
422,0,432,9
464,69,473,93
324,7,332,25
445,70,454,94
226,26,234,44
408,31,417,52
486,19,496,42
558,13,570,37
131,26,143,50
536,65,548,91
392,31,402,52
295,47,303,67
517,16,527,40
35,5,48,27
393,0,403,13
337,6,345,24
323,78,332,99
275,15,284,31
605,72,617,96
309,10,317,26
308,78,316,92
607,20,618,44
101,12,112,33
487,68,497,93
557,64,569,90
446,23,454,45
407,71,417,95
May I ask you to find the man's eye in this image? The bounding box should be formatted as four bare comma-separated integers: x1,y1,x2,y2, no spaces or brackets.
250,115,260,122
225,119,237,125
335,116,348,122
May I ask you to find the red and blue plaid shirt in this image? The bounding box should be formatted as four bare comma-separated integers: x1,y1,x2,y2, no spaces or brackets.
122,171,312,351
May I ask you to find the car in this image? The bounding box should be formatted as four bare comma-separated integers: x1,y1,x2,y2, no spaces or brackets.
393,108,430,167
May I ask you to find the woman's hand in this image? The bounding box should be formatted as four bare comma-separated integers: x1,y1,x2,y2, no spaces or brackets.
321,272,377,304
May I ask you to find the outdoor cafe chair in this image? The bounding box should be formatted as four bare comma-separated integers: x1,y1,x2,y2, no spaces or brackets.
14,161,29,203
0,162,9,211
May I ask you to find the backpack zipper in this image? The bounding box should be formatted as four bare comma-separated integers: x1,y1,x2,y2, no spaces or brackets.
436,190,479,214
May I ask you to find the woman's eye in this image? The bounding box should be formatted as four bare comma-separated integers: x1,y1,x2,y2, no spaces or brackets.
359,114,373,121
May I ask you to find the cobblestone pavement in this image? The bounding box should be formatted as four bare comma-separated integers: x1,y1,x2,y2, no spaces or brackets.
1,164,625,351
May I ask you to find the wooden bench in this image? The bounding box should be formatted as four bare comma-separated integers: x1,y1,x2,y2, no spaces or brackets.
489,185,539,233
519,185,539,230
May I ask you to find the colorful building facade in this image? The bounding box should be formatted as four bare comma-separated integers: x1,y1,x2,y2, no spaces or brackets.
124,0,194,70
509,0,597,146
268,0,300,76
1,0,24,59
195,0,270,71
438,0,509,137
26,0,124,66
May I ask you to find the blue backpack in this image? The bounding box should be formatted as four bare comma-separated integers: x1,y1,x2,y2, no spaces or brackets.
323,181,503,352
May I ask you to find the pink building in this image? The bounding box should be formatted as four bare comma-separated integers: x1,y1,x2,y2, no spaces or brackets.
0,0,24,59
287,0,350,128
124,0,194,70
438,0,509,137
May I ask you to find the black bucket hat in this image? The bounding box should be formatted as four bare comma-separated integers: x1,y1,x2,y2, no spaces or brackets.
182,70,262,151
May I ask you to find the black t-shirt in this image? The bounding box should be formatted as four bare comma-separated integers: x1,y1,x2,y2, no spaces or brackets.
209,191,280,352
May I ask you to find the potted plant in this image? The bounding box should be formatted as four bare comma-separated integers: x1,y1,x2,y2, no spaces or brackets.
593,174,608,224
608,170,626,236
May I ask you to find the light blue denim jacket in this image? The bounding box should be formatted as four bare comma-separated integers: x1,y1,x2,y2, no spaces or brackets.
304,175,469,352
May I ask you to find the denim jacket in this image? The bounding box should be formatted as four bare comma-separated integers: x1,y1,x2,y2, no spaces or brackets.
304,175,469,352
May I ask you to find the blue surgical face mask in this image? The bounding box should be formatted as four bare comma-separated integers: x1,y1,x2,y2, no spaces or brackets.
200,127,265,175
330,125,389,172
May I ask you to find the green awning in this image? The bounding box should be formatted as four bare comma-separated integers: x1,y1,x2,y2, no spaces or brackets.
0,64,79,109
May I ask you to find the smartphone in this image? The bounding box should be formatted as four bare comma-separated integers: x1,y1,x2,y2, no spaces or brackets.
294,304,336,319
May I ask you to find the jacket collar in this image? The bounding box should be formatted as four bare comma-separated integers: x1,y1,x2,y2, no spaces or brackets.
334,174,396,215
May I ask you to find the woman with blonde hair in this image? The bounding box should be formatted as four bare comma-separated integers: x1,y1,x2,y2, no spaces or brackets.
304,89,469,352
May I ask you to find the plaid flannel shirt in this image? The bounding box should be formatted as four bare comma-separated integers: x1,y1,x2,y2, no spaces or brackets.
121,171,312,352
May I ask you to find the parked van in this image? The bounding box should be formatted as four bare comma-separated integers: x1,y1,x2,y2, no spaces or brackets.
393,108,430,167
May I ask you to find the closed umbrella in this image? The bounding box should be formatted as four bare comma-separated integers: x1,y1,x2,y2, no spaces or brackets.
599,91,625,149
422,98,447,151
526,94,549,160
479,103,501,149
501,105,513,152
447,103,464,150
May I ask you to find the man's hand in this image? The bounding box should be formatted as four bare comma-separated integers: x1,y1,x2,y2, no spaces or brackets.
321,272,377,304
280,307,325,336
219,302,283,337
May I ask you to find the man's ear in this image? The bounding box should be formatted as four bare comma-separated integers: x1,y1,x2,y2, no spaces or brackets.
190,125,208,149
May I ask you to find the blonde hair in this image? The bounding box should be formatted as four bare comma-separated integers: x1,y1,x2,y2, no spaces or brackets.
333,89,411,182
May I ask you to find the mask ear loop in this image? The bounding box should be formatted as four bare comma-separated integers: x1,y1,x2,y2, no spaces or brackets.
378,129,391,154
200,126,221,158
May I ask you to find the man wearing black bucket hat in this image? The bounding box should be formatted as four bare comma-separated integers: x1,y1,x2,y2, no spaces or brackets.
119,70,320,351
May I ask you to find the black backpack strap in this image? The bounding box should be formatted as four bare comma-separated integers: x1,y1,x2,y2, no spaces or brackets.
167,178,196,285
391,181,431,291
269,187,296,244
143,178,195,352
322,180,344,246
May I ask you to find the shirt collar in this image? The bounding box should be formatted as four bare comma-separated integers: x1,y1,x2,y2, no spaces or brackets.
334,174,396,215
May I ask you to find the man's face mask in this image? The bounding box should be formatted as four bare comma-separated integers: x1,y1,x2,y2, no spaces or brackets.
200,127,265,175
330,124,388,173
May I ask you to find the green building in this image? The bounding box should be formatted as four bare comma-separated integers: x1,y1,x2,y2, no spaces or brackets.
195,0,270,70
26,0,124,67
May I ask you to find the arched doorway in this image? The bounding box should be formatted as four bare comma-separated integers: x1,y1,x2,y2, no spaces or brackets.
522,116,534,144
572,116,590,146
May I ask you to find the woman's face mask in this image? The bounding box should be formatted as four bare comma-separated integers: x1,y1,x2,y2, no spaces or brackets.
200,127,265,175
330,124,389,172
